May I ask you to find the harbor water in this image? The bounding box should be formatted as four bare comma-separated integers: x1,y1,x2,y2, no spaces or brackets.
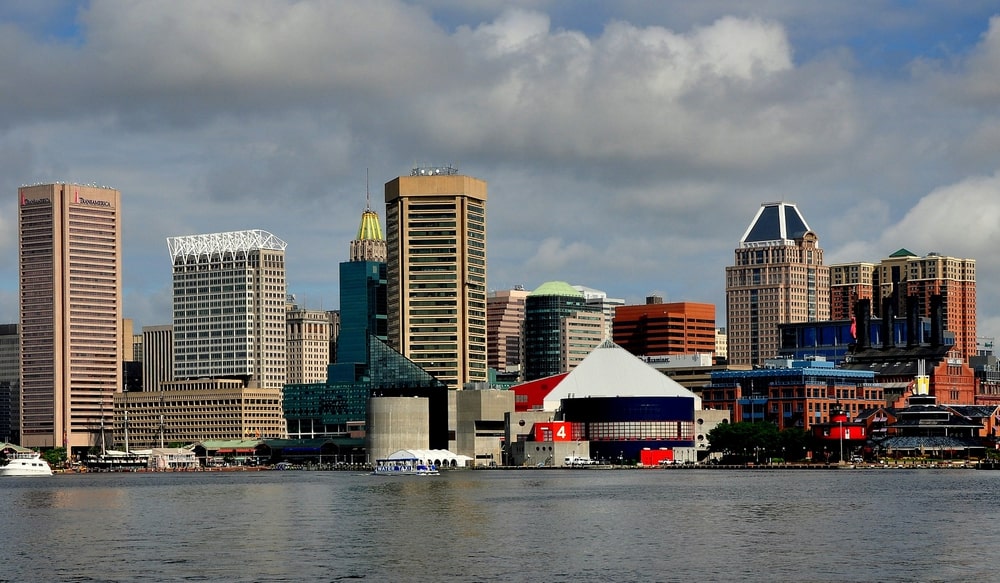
2,468,1000,582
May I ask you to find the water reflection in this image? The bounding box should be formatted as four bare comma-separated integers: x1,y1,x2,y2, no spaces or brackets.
1,470,999,582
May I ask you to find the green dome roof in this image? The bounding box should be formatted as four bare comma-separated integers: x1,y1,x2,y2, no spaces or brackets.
530,281,583,297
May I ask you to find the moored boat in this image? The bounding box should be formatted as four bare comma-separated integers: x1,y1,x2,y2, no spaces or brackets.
0,452,53,477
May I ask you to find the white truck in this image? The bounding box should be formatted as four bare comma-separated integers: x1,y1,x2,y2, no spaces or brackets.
564,456,598,466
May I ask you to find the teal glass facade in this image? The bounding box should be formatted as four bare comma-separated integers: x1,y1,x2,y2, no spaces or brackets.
337,260,387,367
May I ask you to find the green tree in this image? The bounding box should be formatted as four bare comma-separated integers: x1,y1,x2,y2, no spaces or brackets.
42,447,67,468
708,422,806,462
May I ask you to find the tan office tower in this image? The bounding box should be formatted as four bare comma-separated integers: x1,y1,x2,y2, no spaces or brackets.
285,301,333,384
166,230,287,389
725,202,829,366
142,325,173,392
18,183,122,452
385,167,487,389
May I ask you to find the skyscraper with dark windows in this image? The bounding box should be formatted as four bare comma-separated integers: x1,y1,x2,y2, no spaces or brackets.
725,202,829,366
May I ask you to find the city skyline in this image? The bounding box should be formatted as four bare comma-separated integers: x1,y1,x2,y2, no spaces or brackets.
1,3,999,340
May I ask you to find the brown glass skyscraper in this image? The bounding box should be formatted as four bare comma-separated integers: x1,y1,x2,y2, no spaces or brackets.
384,167,487,389
18,183,122,452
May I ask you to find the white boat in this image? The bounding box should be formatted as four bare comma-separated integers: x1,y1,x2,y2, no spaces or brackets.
0,452,53,477
372,460,440,476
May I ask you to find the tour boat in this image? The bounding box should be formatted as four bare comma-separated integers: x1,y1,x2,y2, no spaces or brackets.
372,461,440,476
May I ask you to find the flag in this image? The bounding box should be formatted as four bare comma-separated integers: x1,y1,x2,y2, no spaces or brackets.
850,316,857,339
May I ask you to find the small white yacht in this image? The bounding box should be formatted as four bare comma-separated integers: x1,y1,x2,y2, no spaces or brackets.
0,452,53,477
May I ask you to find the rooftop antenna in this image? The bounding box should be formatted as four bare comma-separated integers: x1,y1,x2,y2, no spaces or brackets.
365,168,371,211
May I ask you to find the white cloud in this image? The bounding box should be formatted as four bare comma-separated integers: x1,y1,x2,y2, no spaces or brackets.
0,2,998,338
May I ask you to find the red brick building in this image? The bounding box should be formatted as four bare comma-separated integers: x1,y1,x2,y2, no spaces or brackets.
613,300,716,357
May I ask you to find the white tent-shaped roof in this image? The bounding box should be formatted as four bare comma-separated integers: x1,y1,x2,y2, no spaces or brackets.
380,449,473,468
542,339,702,411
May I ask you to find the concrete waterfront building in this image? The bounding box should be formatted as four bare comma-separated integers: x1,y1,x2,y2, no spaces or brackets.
142,325,173,392
285,300,334,385
114,378,285,448
613,298,716,357
487,287,529,375
385,167,488,389
166,230,287,389
18,183,122,452
522,281,603,381
725,202,829,366
454,388,514,466
0,324,19,443
367,396,430,465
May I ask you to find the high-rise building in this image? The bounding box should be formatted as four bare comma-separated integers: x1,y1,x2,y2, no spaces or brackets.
285,300,334,385
523,281,603,381
142,325,173,392
0,324,19,443
725,202,829,366
875,249,976,359
829,262,876,321
336,205,388,370
613,299,716,357
572,285,624,340
166,230,287,389
487,287,530,374
715,328,728,361
121,318,142,393
384,167,488,389
18,183,122,452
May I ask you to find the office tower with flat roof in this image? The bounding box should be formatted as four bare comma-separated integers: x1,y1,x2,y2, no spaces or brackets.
384,167,488,389
573,285,624,340
613,299,717,357
285,300,334,385
142,325,173,392
487,287,530,375
18,183,122,452
166,230,287,389
725,202,829,366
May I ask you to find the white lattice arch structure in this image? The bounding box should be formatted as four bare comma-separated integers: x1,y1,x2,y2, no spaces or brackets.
166,229,287,260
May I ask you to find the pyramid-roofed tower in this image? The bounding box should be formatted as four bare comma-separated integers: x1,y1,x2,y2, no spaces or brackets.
542,339,701,411
726,201,829,366
739,201,811,246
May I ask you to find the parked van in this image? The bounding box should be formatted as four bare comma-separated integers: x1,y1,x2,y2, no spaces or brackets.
564,456,598,466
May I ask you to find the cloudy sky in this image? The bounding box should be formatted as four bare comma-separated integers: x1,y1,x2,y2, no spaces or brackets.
2,1,1000,340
